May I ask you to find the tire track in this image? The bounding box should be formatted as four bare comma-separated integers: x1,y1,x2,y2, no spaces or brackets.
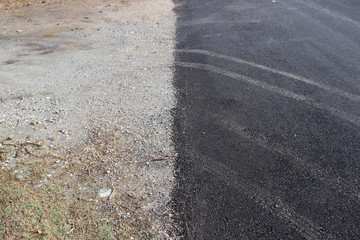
176,61,360,127
212,114,360,204
292,0,360,29
176,49,360,103
195,152,335,240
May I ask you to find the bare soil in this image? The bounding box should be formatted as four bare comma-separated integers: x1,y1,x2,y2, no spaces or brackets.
0,0,65,9
0,0,178,238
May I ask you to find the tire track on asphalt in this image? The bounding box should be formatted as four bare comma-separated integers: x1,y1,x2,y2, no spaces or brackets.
212,114,360,204
176,49,360,103
176,61,360,127
195,152,335,240
292,0,360,29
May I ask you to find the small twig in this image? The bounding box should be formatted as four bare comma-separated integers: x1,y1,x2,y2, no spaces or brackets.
151,155,171,162
126,192,135,199
119,204,129,210
22,142,43,147
1,141,42,147
1,142,19,147
66,228,74,235
24,148,64,160
108,189,116,200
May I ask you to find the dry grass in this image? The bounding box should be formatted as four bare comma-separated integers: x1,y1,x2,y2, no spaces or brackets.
0,181,119,239
0,138,158,239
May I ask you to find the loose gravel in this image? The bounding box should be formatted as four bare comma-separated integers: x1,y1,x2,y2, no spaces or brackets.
0,0,178,237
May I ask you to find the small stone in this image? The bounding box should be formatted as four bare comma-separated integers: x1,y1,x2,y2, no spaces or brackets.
31,120,39,125
16,30,23,33
98,187,112,198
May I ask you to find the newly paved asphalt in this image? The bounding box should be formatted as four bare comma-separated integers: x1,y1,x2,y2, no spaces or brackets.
173,0,360,239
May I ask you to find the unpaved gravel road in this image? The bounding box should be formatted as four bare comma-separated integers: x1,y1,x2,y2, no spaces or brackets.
0,0,178,237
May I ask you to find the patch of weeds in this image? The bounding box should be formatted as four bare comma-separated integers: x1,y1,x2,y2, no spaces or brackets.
0,139,155,239
0,179,122,239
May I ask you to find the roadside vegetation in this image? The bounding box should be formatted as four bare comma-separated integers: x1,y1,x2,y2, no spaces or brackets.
0,138,156,239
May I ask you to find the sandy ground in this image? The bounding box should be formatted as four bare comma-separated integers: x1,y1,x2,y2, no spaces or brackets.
0,0,64,9
0,0,178,237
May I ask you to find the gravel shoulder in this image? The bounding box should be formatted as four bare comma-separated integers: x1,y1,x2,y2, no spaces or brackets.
0,0,178,238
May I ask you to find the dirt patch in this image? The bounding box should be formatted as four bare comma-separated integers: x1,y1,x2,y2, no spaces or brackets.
0,0,179,238
0,0,64,9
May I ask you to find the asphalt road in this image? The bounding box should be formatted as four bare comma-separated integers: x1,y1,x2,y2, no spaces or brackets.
173,0,360,239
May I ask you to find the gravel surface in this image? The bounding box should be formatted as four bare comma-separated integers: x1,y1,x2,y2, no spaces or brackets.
0,0,178,236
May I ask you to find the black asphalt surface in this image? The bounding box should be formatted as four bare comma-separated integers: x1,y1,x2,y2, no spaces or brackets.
173,0,360,239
